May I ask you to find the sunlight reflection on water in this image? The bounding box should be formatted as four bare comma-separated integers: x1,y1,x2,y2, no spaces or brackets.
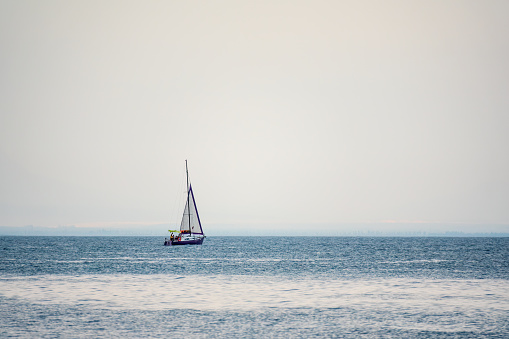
2,274,508,314
1,275,508,336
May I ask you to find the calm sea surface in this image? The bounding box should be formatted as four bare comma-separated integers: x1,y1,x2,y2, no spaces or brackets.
1,236,508,338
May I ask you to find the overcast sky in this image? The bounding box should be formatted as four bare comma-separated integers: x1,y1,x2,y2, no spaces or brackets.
1,1,508,234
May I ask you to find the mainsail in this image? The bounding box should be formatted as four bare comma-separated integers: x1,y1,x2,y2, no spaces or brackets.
179,184,203,235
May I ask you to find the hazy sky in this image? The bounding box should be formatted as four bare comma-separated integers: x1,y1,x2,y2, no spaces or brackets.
1,1,508,234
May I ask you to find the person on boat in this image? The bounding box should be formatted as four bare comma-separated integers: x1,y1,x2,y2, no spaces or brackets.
170,233,174,241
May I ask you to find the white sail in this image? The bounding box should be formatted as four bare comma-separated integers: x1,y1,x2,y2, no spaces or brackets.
179,185,204,235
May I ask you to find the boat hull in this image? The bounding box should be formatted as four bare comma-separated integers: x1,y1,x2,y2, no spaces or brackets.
164,237,204,246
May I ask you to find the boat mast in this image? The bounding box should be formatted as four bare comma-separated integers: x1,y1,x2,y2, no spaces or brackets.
186,160,191,236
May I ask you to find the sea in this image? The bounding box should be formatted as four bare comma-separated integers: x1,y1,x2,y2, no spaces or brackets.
0,236,508,338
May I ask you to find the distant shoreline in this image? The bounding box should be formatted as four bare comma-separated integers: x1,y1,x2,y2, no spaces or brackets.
2,223,508,237
1,232,508,238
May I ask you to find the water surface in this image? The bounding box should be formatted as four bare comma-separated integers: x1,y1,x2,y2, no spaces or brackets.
1,236,508,337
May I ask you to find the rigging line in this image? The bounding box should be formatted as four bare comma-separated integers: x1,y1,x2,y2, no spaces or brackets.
169,166,187,231
177,167,187,228
186,160,191,235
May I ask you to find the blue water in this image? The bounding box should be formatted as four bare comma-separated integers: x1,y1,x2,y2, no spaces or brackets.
1,236,508,338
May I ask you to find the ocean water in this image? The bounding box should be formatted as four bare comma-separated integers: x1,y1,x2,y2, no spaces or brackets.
0,236,508,338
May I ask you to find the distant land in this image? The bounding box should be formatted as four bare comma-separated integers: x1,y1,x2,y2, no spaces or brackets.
1,223,508,237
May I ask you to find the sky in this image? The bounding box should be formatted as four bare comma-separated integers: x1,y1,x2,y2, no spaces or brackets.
1,1,508,235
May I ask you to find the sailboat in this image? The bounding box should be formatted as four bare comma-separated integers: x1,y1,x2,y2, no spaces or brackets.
164,160,205,246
